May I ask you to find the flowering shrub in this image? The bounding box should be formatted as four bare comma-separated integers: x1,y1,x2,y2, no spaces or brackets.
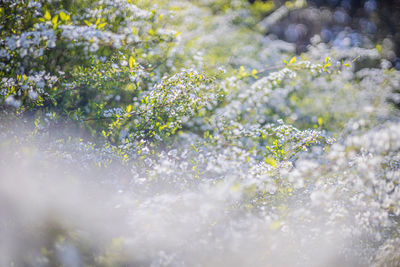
1,0,400,266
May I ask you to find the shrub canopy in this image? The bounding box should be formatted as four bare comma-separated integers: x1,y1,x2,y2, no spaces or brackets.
1,0,400,266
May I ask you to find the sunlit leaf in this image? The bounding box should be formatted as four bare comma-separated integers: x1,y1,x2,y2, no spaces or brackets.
129,56,135,69
97,22,107,29
44,10,51,20
59,11,70,21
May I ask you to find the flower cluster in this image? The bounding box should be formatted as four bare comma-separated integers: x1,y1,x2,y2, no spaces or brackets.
1,0,400,266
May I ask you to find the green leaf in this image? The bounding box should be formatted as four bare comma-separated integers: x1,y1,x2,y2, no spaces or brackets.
265,157,277,168
324,61,331,71
97,22,107,29
59,11,70,21
126,105,132,113
269,220,281,230
251,69,258,78
231,182,241,192
52,14,58,25
44,10,51,20
376,44,382,53
129,56,135,69
318,117,323,126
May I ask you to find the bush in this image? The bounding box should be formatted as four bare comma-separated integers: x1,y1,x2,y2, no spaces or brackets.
1,0,400,266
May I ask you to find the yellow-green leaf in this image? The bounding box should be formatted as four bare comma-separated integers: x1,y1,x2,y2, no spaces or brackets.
317,117,323,126
269,220,281,230
126,105,132,113
265,157,277,168
324,62,331,70
44,10,51,20
289,56,296,65
59,11,70,21
97,22,107,29
231,183,241,192
251,69,258,78
129,56,135,69
52,14,58,24
84,20,91,26
376,44,382,53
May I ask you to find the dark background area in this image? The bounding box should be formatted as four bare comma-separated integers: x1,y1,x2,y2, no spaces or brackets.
251,0,400,68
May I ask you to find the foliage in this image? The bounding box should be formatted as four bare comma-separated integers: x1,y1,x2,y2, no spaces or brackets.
1,0,400,266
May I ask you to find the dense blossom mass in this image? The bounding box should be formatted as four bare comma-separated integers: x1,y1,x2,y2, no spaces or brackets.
1,0,400,266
